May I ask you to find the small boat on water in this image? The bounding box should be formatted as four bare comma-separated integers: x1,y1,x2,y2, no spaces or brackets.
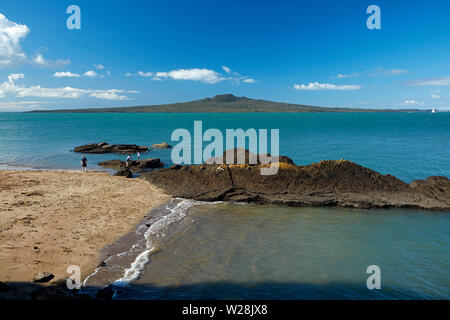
431,107,436,113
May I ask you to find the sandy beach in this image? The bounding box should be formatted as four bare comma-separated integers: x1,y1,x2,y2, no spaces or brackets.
0,170,170,284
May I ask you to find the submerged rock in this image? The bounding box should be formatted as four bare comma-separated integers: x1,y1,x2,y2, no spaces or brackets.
73,142,148,154
141,149,450,211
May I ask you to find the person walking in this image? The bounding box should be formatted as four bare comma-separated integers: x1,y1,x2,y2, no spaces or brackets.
81,155,88,172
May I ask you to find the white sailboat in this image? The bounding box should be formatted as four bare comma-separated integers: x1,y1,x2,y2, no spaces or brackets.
431,107,436,113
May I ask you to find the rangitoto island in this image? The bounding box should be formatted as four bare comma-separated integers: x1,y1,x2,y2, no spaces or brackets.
73,142,149,154
28,94,429,113
141,149,450,211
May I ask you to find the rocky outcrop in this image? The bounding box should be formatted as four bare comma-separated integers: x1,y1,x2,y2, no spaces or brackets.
98,158,164,173
151,142,172,149
114,168,133,178
141,149,450,211
73,142,148,154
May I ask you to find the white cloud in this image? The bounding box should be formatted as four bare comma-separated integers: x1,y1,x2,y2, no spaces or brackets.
222,66,231,74
0,100,50,110
153,68,224,84
0,13,29,67
243,78,256,83
410,77,450,86
32,53,70,69
293,82,361,91
0,73,136,100
138,71,154,77
53,71,81,78
125,72,132,77
33,53,71,68
371,67,407,77
396,100,424,107
89,89,128,100
333,72,361,79
431,94,441,99
94,64,105,70
83,70,97,77
8,73,25,83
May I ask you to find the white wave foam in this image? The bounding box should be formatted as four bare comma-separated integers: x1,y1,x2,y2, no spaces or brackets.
113,198,219,285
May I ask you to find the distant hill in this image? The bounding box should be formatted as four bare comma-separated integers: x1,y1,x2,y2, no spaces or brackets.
28,94,425,113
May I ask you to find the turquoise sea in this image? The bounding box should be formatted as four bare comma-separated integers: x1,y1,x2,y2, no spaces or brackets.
1,112,449,299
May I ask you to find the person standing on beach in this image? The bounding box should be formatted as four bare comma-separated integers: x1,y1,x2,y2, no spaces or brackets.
81,155,88,172
137,152,141,160
126,155,131,168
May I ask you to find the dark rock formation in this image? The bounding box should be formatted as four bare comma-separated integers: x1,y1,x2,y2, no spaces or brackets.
73,142,148,154
114,168,133,178
141,149,450,211
32,272,54,283
151,142,172,149
99,158,164,173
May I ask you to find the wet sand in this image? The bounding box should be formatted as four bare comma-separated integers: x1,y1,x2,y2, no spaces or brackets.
0,170,170,284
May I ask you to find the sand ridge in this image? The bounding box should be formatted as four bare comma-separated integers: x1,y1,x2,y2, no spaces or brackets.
0,170,170,283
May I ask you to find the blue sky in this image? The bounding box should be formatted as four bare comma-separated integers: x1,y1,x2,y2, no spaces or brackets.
0,0,449,111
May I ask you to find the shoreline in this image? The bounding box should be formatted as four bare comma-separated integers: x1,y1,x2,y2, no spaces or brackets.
0,169,171,290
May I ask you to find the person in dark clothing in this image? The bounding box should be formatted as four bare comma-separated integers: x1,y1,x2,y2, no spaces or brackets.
81,155,88,172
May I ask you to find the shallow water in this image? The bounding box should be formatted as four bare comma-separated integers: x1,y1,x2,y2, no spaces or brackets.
101,202,449,300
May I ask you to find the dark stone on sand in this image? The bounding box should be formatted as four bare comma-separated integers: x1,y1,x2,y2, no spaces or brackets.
99,158,164,173
73,142,148,154
114,168,133,178
33,272,54,283
98,261,107,267
151,142,172,149
96,285,115,300
141,149,450,211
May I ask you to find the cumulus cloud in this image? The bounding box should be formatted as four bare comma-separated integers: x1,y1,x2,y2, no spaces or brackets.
32,53,71,69
410,76,450,86
0,13,29,66
127,66,256,84
94,64,105,70
53,71,80,78
431,94,441,99
0,73,136,100
293,82,361,91
153,68,224,84
83,70,97,77
137,71,154,77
